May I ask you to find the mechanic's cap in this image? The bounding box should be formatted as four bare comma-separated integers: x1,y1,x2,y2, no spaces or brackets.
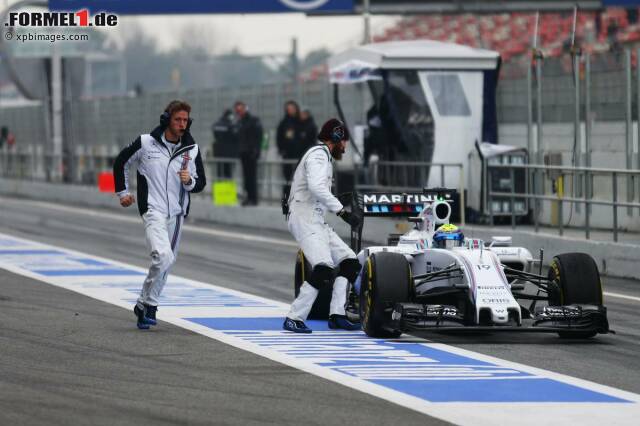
318,118,350,143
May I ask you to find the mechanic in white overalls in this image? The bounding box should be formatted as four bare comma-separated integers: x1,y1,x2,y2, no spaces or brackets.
283,118,362,333
113,100,206,329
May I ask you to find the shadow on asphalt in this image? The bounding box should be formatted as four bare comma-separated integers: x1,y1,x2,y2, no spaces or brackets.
399,331,615,345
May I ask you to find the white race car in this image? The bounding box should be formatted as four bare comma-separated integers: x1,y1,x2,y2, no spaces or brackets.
294,188,609,339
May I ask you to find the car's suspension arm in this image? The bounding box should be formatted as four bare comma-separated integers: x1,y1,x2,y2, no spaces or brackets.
414,264,462,286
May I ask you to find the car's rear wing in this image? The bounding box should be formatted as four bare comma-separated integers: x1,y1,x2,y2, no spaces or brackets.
360,188,456,217
338,188,457,253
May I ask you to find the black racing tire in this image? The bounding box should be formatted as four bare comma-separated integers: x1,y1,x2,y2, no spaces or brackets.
360,252,412,338
548,252,603,339
294,250,332,320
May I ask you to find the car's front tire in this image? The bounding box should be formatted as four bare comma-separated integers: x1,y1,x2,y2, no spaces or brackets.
360,252,412,338
548,252,603,338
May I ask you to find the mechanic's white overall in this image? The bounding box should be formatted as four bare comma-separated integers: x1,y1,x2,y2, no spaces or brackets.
116,132,200,309
286,144,355,321
139,210,183,307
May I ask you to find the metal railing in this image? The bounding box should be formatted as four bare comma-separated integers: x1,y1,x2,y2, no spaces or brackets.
197,157,298,204
1,49,638,156
256,159,298,203
0,150,300,204
5,148,639,241
0,150,113,184
488,163,640,241
0,150,466,213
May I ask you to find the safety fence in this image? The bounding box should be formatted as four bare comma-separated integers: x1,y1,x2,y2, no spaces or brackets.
3,148,640,238
0,149,302,204
202,158,298,205
488,163,640,241
0,148,463,201
1,49,639,153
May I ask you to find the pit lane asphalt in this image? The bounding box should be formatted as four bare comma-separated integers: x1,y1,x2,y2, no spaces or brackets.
0,195,639,424
0,196,445,426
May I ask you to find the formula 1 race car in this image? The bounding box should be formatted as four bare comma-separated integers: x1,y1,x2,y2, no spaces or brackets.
293,188,610,339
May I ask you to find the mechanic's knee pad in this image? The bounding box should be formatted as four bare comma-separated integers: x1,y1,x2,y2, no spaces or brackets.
150,249,175,269
308,264,335,290
338,258,361,283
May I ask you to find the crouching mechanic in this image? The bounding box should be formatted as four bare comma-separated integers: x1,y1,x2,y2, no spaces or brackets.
113,100,206,329
283,118,362,334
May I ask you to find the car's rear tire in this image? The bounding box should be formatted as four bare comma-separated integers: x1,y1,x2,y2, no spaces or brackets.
360,252,412,338
294,250,332,320
548,252,603,338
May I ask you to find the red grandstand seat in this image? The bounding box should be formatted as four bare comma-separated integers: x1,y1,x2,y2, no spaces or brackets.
371,8,638,70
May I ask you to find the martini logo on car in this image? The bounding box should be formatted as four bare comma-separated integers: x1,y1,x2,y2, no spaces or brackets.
363,193,452,205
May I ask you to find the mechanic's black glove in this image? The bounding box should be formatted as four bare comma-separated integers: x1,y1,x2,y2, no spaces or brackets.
337,192,354,206
337,208,361,228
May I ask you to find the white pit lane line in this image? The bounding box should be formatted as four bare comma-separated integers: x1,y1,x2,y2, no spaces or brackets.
604,291,640,303
0,231,639,426
2,196,639,305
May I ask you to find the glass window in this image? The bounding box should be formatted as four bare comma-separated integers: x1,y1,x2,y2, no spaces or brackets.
386,70,435,164
426,74,471,117
511,155,525,165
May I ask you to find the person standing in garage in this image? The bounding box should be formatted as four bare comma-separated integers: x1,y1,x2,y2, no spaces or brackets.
234,101,263,206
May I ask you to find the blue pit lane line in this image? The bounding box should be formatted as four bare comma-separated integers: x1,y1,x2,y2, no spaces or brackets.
0,231,638,424
187,317,626,403
33,269,146,276
0,249,144,276
0,249,65,255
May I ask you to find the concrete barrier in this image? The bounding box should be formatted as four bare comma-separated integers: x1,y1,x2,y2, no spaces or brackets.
1,178,638,280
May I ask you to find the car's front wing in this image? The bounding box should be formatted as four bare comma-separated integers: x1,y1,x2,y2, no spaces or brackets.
389,303,610,335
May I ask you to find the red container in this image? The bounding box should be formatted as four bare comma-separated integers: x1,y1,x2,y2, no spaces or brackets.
98,172,115,193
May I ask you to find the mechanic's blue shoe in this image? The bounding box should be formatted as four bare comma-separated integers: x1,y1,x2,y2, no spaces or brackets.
145,305,158,324
283,318,312,334
137,305,157,326
134,305,155,329
328,315,361,331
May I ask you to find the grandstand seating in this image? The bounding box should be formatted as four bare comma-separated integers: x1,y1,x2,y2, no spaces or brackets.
301,8,640,81
373,9,640,63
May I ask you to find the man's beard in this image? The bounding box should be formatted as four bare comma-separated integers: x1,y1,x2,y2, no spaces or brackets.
166,128,184,143
330,144,345,160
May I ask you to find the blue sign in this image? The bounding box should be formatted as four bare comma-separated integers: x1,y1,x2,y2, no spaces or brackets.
49,0,354,15
603,0,640,4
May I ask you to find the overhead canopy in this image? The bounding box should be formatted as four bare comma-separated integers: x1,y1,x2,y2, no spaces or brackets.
329,40,500,84
476,142,526,159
